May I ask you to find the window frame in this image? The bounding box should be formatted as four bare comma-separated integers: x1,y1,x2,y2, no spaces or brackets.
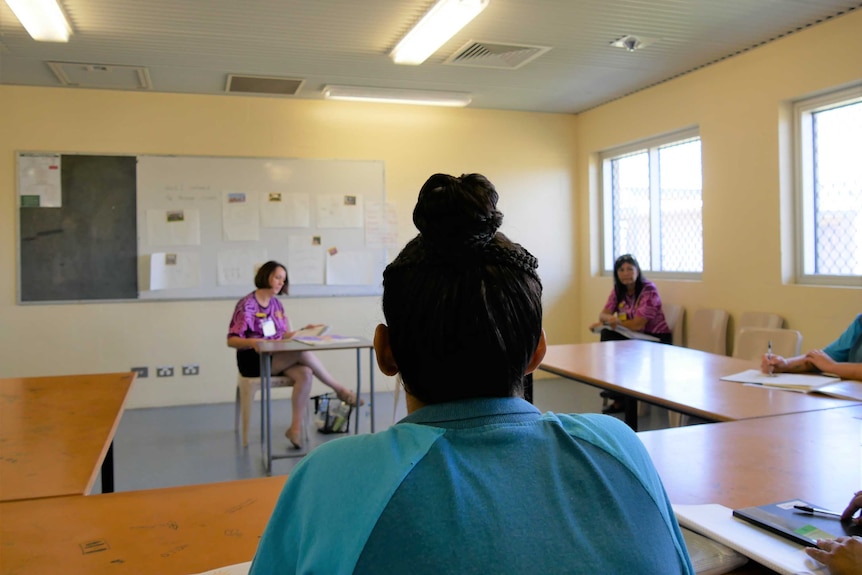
793,84,862,287
599,127,703,280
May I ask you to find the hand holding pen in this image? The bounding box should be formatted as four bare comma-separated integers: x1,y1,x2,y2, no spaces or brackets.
766,340,774,376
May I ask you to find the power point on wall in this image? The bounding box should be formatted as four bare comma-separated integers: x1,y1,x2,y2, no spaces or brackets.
156,366,174,378
182,364,200,376
131,366,148,378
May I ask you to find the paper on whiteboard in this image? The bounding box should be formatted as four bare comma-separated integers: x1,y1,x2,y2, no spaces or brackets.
316,193,363,228
287,235,325,285
217,248,268,286
149,252,201,290
260,191,311,228
326,249,379,285
223,192,260,241
147,208,201,246
364,200,398,248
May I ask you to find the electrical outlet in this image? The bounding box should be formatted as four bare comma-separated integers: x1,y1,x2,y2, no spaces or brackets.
156,366,174,378
131,366,148,378
182,364,200,376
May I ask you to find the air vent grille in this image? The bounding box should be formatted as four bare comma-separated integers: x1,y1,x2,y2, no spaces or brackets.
445,41,551,69
47,62,152,89
226,75,304,96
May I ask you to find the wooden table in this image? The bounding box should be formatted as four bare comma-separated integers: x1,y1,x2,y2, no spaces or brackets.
540,341,858,430
638,404,862,512
256,338,374,473
0,475,286,575
639,405,862,575
0,373,135,501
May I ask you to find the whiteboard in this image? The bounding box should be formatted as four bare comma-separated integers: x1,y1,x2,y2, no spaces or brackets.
136,156,388,300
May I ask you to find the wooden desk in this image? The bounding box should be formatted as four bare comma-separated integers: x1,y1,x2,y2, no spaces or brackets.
638,404,862,512
540,341,857,430
256,338,374,473
639,406,862,575
0,373,135,501
0,475,286,575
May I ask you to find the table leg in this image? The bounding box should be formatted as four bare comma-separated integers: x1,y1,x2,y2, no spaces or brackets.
623,396,638,431
100,442,114,493
369,348,375,433
260,352,273,474
354,349,362,435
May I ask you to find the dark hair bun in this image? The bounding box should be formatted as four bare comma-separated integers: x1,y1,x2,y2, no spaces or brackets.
413,173,503,250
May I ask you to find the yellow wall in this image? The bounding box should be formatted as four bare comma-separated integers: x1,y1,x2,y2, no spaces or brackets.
577,9,862,350
0,88,577,406
2,10,860,408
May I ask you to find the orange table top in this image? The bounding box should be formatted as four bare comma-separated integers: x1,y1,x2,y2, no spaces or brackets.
541,341,858,422
0,372,135,501
0,475,287,575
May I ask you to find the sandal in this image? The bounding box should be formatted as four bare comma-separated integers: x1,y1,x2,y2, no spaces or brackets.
285,427,303,449
336,388,365,407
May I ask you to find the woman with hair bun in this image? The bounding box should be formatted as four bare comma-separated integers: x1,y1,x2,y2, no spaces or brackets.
249,174,693,575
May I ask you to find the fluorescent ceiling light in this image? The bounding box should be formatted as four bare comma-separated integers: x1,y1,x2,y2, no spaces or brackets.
390,0,489,65
4,0,72,42
323,85,472,107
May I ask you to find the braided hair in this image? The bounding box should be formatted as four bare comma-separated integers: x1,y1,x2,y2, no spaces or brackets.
382,173,543,404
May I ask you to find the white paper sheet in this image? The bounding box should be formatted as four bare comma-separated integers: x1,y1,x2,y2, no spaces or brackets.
149,252,201,290
223,192,260,241
18,153,62,207
146,208,202,246
287,235,325,285
217,248,268,286
316,193,363,228
260,191,311,228
364,200,398,248
187,561,250,575
325,249,378,285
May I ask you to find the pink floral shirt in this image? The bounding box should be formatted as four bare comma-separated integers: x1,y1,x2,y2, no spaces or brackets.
603,281,670,335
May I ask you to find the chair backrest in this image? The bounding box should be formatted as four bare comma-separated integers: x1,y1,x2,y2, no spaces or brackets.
688,308,729,355
732,327,802,361
663,303,685,346
737,311,784,334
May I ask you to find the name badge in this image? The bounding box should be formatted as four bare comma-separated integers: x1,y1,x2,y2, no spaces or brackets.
261,319,276,337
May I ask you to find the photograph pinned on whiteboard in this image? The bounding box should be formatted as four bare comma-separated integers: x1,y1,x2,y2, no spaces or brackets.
312,236,321,246
268,192,282,202
165,253,177,266
328,246,338,256
227,192,247,204
343,195,357,206
166,210,185,222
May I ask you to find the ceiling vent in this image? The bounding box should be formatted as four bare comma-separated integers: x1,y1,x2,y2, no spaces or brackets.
226,75,304,96
445,41,551,69
47,62,152,89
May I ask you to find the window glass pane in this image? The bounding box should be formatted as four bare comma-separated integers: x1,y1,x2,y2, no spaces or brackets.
811,102,862,276
611,153,651,269
658,139,703,272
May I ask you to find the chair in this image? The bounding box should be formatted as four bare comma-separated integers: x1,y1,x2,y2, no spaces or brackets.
688,308,729,355
663,303,685,346
235,374,294,447
737,311,784,332
669,308,728,428
732,327,802,362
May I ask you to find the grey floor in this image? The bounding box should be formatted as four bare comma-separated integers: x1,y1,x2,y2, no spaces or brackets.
100,377,679,494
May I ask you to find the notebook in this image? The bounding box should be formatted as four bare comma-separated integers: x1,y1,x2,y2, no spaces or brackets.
732,499,862,547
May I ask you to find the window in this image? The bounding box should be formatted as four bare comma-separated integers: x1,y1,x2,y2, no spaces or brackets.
600,128,703,276
794,85,862,285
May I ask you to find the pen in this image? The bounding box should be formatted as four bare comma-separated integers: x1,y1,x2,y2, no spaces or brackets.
793,505,842,518
766,340,774,377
